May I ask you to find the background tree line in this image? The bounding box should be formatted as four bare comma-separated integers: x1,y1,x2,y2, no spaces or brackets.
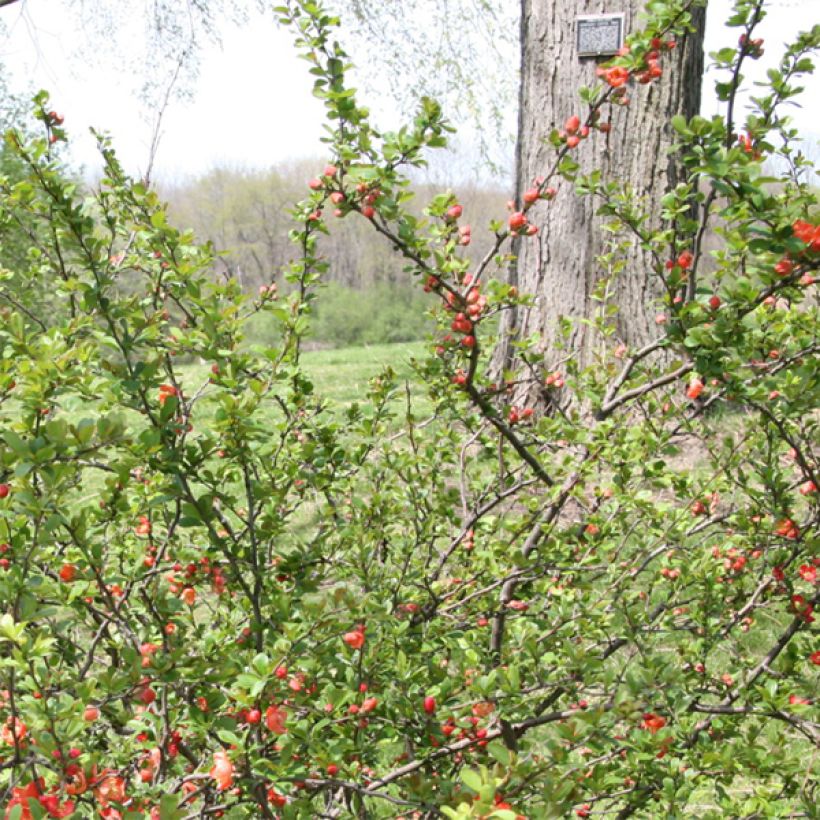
1,70,505,350
159,165,505,348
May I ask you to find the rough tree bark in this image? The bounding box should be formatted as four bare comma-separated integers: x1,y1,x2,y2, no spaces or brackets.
496,0,706,383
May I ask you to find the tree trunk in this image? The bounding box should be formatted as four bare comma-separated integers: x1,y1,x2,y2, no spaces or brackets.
497,0,706,386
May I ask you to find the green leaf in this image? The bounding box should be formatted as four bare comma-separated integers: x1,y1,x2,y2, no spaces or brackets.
486,741,512,766
461,768,484,793
159,795,183,820
671,114,689,135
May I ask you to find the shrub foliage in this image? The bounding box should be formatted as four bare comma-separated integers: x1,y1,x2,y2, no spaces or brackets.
0,0,817,817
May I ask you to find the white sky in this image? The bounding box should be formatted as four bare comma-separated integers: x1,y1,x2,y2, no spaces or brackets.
0,0,817,184
0,1,328,183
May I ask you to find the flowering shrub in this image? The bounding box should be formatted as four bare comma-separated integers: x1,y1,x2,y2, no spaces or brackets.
0,0,817,817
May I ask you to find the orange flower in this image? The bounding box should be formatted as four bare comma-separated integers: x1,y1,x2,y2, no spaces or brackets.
59,563,77,582
471,701,495,718
138,747,162,784
342,630,365,650
209,750,234,791
793,219,820,251
265,704,288,735
604,66,630,87
93,770,126,807
775,518,799,540
158,384,179,406
686,379,704,400
134,516,152,536
140,642,159,667
738,133,755,154
5,780,42,820
65,767,88,796
1,716,27,746
641,712,667,734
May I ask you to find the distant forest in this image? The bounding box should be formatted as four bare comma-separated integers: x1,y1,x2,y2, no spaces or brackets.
160,165,506,348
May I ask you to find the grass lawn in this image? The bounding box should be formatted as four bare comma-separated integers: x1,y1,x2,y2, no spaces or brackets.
300,340,428,406
165,340,435,428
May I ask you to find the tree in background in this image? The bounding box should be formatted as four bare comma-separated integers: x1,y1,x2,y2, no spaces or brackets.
56,0,703,374
315,0,707,385
161,165,505,347
0,0,266,99
0,0,273,183
330,0,519,175
500,0,706,382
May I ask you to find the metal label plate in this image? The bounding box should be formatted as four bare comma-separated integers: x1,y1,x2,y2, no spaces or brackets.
576,14,625,57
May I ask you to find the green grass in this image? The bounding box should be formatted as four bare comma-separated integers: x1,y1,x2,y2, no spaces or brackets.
169,340,433,425
300,340,428,406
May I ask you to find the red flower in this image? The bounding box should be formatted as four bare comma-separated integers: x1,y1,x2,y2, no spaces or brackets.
158,383,179,406
5,780,42,820
210,750,234,791
267,787,287,807
810,651,820,666
604,66,630,87
37,795,75,819
265,704,288,735
798,564,817,583
686,379,704,400
774,257,794,276
793,219,820,252
1,716,27,746
65,767,89,796
342,630,365,650
508,212,527,231
791,595,815,623
93,770,126,807
676,250,694,270
59,563,77,582
134,515,152,536
641,712,667,734
775,518,799,540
